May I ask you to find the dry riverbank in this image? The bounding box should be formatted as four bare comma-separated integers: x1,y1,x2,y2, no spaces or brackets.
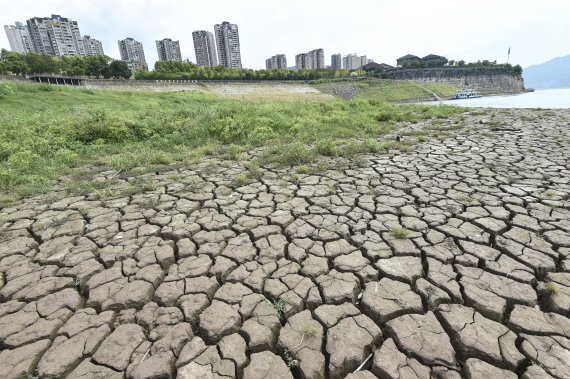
1,108,569,378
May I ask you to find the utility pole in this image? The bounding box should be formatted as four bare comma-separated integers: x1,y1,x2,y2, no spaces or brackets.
507,47,511,64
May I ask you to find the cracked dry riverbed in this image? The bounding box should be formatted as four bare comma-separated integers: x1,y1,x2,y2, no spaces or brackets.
1,108,570,379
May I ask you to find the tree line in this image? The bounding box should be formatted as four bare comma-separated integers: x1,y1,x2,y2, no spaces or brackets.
0,49,132,79
399,59,523,76
1,49,523,81
135,60,352,81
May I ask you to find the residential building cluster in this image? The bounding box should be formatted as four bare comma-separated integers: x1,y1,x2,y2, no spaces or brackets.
4,15,104,57
268,50,373,71
3,15,243,73
5,14,387,73
265,54,287,69
345,54,371,70
294,48,325,70
190,22,243,69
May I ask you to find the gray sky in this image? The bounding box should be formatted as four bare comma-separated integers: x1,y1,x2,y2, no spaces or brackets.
2,0,569,70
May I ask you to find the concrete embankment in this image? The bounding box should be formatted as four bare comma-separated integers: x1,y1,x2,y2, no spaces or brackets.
84,79,327,98
385,67,525,95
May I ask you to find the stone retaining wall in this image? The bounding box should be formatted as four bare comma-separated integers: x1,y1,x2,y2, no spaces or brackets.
385,68,525,94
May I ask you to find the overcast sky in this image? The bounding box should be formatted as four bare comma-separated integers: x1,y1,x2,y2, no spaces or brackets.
2,0,569,70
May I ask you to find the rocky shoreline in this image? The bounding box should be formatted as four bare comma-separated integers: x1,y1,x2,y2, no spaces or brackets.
0,108,569,379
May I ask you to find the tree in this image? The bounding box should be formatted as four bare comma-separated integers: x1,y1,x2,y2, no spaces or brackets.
60,56,86,76
84,55,110,78
24,53,58,73
107,60,131,79
1,49,29,75
512,64,523,77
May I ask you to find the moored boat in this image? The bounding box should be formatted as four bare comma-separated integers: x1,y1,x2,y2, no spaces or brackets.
451,89,481,99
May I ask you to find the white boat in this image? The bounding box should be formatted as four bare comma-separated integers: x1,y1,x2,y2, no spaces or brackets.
451,89,481,99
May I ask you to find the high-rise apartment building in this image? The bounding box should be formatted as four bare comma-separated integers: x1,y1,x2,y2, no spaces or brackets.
308,48,325,69
214,21,242,69
342,53,369,70
83,35,104,56
156,38,182,61
192,31,218,67
6,15,102,57
4,22,33,54
26,15,85,57
331,53,342,70
296,48,324,70
265,54,287,69
118,37,148,71
343,54,359,70
295,53,311,70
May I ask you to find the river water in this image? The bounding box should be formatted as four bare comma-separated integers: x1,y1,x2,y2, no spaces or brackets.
425,88,570,109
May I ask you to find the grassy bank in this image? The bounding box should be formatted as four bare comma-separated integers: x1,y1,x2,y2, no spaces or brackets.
0,80,463,203
312,79,457,101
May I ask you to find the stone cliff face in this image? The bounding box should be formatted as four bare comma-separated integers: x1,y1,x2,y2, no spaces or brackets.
386,68,525,94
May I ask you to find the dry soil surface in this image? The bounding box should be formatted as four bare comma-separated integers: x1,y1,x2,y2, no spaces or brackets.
1,109,569,379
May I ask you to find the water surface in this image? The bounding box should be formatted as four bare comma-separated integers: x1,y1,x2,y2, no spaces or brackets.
426,88,570,108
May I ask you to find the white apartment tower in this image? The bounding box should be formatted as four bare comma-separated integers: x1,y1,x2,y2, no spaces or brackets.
342,53,369,70
214,21,242,69
265,54,287,69
343,54,359,70
26,15,85,57
4,22,33,54
156,38,182,61
118,37,148,71
192,31,218,67
5,15,103,57
308,48,325,69
83,35,104,56
331,53,342,70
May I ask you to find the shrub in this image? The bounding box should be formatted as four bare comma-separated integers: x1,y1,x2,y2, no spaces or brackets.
54,148,78,164
7,150,40,169
315,139,339,157
232,173,250,187
390,227,411,239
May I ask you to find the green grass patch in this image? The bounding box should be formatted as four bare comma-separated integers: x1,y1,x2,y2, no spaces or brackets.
0,80,463,199
313,79,457,102
390,227,411,239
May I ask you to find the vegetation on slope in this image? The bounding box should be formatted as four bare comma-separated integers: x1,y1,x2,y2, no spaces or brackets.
312,79,457,102
136,60,351,81
0,81,463,203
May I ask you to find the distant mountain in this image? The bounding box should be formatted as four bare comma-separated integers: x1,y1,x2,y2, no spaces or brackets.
523,54,570,89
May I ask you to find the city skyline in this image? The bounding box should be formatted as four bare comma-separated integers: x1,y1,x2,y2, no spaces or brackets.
5,19,375,72
1,1,569,70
